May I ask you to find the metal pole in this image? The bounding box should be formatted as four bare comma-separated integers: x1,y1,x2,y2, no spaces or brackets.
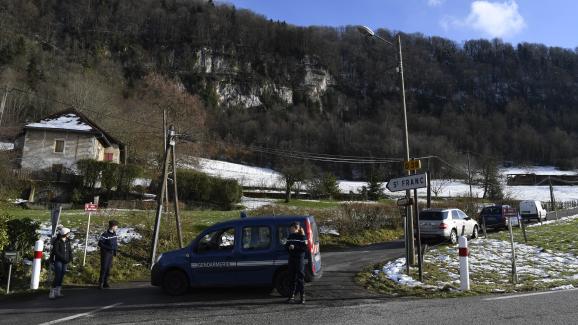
414,184,423,282
170,127,184,248
508,218,518,284
150,134,172,268
398,34,415,266
6,263,12,294
83,211,92,266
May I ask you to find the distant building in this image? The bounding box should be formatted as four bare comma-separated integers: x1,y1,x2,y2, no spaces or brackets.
15,108,126,172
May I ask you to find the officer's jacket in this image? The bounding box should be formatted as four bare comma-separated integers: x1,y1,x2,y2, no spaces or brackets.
285,232,307,258
98,230,118,253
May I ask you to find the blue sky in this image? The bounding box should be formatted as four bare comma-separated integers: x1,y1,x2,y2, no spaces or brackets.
221,0,577,49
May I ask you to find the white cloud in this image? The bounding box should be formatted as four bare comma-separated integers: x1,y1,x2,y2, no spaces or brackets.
442,1,526,38
428,0,446,7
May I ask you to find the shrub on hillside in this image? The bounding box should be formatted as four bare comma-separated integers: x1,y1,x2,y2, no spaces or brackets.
177,169,242,210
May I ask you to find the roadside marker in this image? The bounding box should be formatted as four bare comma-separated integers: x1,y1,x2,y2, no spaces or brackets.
458,236,470,291
30,240,43,290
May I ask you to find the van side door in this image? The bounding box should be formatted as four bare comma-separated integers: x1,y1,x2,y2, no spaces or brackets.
235,225,276,285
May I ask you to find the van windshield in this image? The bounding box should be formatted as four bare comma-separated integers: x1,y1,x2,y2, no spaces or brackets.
420,211,448,220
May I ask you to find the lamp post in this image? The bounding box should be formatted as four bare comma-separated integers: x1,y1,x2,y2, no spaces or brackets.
358,26,415,266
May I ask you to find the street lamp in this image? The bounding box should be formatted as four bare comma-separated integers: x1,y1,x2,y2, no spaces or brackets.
358,25,415,267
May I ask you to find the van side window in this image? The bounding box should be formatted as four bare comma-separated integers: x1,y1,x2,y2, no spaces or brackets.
278,226,288,245
277,224,296,246
242,226,271,250
198,227,235,253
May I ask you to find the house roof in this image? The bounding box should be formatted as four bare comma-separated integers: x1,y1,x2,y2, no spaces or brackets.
24,108,125,149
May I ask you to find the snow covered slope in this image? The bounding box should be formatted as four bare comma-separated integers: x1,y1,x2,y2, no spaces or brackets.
185,158,577,201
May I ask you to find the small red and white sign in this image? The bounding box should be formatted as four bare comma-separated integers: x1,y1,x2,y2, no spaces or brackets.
84,203,98,212
503,207,517,217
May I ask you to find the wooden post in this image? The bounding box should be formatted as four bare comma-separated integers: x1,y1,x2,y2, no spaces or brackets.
549,176,557,220
163,109,170,213
170,126,183,248
521,217,528,243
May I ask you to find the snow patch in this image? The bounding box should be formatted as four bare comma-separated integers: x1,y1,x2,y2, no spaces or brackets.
0,142,14,151
240,196,277,210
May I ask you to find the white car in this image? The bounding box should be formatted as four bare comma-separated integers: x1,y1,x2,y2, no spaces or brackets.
519,200,547,222
418,208,479,244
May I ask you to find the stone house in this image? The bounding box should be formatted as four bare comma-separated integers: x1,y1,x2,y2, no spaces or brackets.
16,108,126,173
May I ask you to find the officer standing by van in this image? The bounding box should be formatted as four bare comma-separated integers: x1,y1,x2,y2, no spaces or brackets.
98,220,118,289
286,222,307,304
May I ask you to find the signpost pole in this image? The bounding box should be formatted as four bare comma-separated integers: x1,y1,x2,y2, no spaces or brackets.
507,213,518,284
83,212,91,267
6,263,12,294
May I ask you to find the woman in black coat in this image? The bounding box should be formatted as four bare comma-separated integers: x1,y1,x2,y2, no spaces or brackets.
49,227,73,299
285,222,308,304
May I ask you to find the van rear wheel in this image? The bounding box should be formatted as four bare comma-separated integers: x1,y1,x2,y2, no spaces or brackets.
274,269,291,297
162,270,189,296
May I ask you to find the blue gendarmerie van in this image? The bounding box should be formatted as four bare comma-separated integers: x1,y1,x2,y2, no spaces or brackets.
151,215,322,296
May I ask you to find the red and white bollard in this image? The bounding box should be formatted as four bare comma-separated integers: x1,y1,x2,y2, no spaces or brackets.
30,239,44,290
458,236,470,291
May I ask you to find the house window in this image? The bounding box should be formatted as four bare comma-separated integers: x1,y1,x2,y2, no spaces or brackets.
105,153,114,161
54,140,65,153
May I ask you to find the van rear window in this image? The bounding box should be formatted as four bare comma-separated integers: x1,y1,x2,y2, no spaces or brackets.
481,207,502,215
420,211,448,220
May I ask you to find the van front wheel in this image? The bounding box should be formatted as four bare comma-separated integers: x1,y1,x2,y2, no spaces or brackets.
274,269,291,297
162,269,189,296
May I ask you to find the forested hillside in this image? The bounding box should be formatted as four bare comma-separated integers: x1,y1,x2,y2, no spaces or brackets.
1,0,577,177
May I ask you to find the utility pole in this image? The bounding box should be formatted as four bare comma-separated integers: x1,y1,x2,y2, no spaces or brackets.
426,158,431,209
549,176,557,220
467,151,473,199
150,125,184,266
398,34,415,266
170,128,183,248
0,86,8,126
162,109,170,212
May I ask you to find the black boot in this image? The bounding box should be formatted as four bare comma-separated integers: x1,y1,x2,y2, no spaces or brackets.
299,293,305,304
286,294,295,303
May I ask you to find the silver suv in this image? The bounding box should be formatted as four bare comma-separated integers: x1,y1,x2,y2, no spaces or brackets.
418,208,479,244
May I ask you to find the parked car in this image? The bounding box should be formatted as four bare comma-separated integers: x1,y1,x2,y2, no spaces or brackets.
519,200,547,222
479,205,512,229
419,208,479,244
151,215,322,296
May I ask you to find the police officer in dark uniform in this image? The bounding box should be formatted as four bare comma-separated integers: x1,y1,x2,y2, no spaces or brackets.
98,220,118,289
285,221,308,304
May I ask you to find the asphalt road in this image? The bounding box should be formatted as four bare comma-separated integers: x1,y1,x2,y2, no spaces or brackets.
2,211,578,325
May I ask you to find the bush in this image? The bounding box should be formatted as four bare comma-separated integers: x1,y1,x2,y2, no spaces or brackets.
177,169,242,209
0,215,9,252
5,217,39,258
307,173,340,199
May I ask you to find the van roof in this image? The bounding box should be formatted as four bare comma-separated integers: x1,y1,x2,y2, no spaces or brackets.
208,215,314,229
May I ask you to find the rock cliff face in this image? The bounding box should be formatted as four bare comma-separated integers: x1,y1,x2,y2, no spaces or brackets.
192,48,332,109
